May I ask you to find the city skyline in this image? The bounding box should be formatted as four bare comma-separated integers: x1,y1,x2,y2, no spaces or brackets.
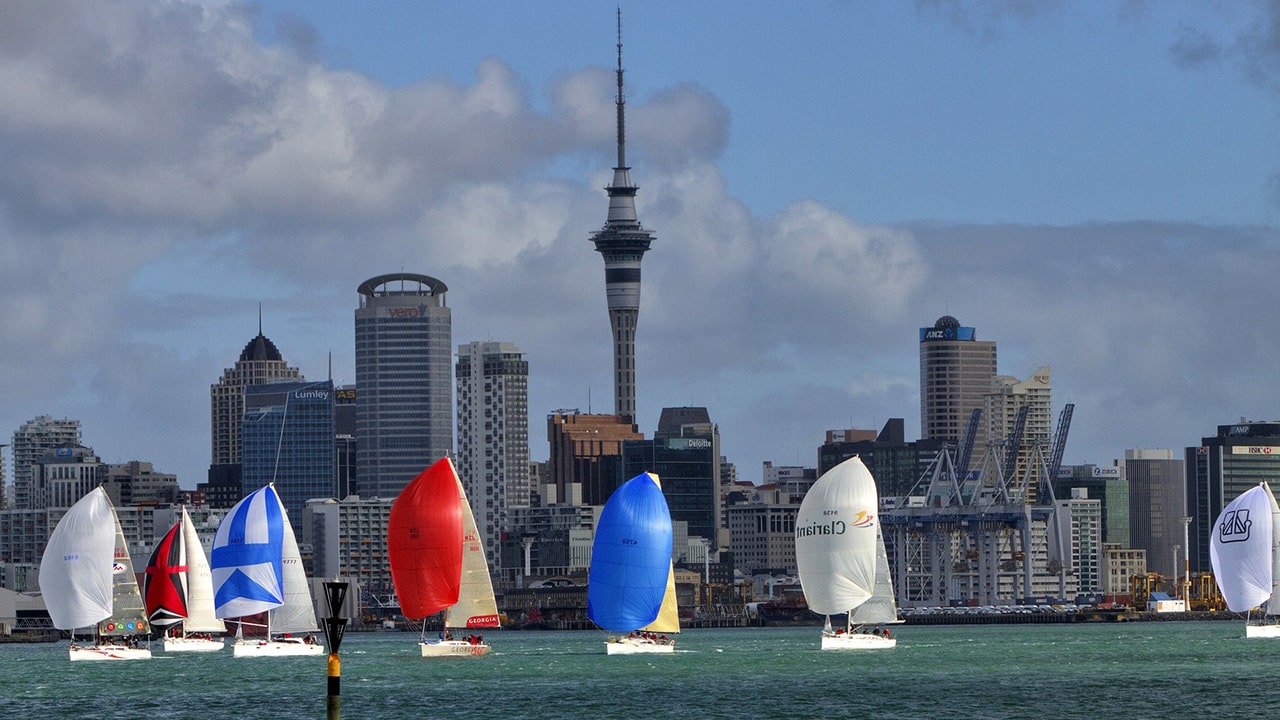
1,2,1278,491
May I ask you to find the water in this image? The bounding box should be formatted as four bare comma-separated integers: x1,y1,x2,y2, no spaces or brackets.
3,622,1278,719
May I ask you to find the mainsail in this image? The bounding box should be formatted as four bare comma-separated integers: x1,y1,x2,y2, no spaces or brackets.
1211,482,1280,613
850,525,900,626
445,470,501,630
388,458,464,620
101,504,150,639
795,456,879,617
587,473,674,633
40,487,116,630
178,507,226,634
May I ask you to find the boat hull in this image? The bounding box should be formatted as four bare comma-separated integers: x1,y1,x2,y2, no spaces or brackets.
420,640,491,658
231,638,325,657
69,643,153,661
821,632,897,650
163,636,226,653
1245,623,1280,638
605,636,676,655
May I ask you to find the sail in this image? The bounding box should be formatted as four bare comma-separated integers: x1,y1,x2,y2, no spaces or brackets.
850,525,900,625
211,485,287,619
179,507,226,633
1211,482,1279,612
640,562,680,634
100,503,151,638
795,456,879,616
444,471,501,629
143,519,188,628
587,472,674,633
273,503,319,634
39,487,116,630
388,457,464,620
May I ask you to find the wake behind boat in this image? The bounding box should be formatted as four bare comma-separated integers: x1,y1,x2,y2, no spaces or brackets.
796,456,898,650
587,472,680,655
1210,482,1280,638
40,486,152,661
211,485,323,658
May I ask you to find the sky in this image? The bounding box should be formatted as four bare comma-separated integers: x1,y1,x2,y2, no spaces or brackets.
1,0,1278,492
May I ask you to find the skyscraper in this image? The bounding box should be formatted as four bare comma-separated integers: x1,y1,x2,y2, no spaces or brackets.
456,341,530,563
207,325,303,506
919,315,997,447
242,380,335,534
1186,421,1280,573
11,416,80,510
1125,448,1186,578
355,273,453,498
590,12,655,423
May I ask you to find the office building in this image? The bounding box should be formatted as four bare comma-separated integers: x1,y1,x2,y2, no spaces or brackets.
546,411,641,507
207,327,303,506
621,407,721,546
919,315,997,447
589,21,656,423
242,380,335,532
355,273,453,499
1055,463,1129,545
1057,487,1103,595
817,420,944,499
456,341,530,563
1125,448,1186,578
11,416,80,510
335,384,357,498
1187,421,1280,573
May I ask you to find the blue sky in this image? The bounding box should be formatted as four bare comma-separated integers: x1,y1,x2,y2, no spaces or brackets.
1,1,1278,491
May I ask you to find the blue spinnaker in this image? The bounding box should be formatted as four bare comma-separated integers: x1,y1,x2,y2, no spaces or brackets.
587,473,673,632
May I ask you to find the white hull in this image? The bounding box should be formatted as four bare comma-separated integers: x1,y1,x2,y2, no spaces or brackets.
163,635,226,653
821,631,897,650
1245,622,1280,638
231,637,325,657
69,642,152,661
420,639,491,658
605,636,676,655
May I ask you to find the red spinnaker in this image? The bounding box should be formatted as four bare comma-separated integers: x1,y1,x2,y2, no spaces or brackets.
388,457,464,620
142,520,187,628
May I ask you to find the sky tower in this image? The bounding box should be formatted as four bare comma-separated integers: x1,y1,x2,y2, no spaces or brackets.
590,10,655,423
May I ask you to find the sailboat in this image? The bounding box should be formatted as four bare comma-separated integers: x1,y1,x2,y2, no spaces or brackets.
210,484,324,657
143,506,226,652
1210,482,1280,638
795,456,898,650
587,472,680,655
389,457,501,658
39,486,152,661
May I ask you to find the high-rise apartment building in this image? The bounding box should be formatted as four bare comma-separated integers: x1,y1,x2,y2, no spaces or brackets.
1125,448,1186,578
355,273,453,499
986,366,1053,501
207,328,303,506
1187,421,1280,573
456,341,530,563
919,315,997,447
242,380,335,533
35,444,101,510
11,416,80,510
589,16,655,423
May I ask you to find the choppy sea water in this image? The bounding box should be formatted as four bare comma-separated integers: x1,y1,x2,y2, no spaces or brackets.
2,622,1277,719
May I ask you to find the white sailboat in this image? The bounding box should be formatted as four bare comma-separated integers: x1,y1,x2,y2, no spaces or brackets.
144,507,226,652
211,485,323,657
796,456,898,650
1210,482,1280,638
40,487,153,661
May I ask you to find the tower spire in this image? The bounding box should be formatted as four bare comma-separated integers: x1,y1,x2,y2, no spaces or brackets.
591,7,655,424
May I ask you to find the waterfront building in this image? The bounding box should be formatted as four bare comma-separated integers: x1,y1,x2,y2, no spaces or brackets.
1055,463,1129,545
589,17,656,424
546,411,641,507
621,407,720,546
817,420,944,499
1057,487,1103,596
241,380,336,535
10,416,80,510
497,503,599,584
456,341,530,563
985,366,1053,503
355,273,453,499
1125,448,1186,578
207,327,303,507
1186,421,1280,573
1102,543,1147,600
919,315,997,447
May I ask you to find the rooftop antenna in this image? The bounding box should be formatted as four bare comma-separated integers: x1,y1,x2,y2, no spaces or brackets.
615,6,626,171
258,302,263,335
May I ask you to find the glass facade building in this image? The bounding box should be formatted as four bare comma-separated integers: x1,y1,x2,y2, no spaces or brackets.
242,380,336,533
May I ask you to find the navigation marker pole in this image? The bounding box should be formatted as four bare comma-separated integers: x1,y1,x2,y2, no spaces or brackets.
323,581,349,720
